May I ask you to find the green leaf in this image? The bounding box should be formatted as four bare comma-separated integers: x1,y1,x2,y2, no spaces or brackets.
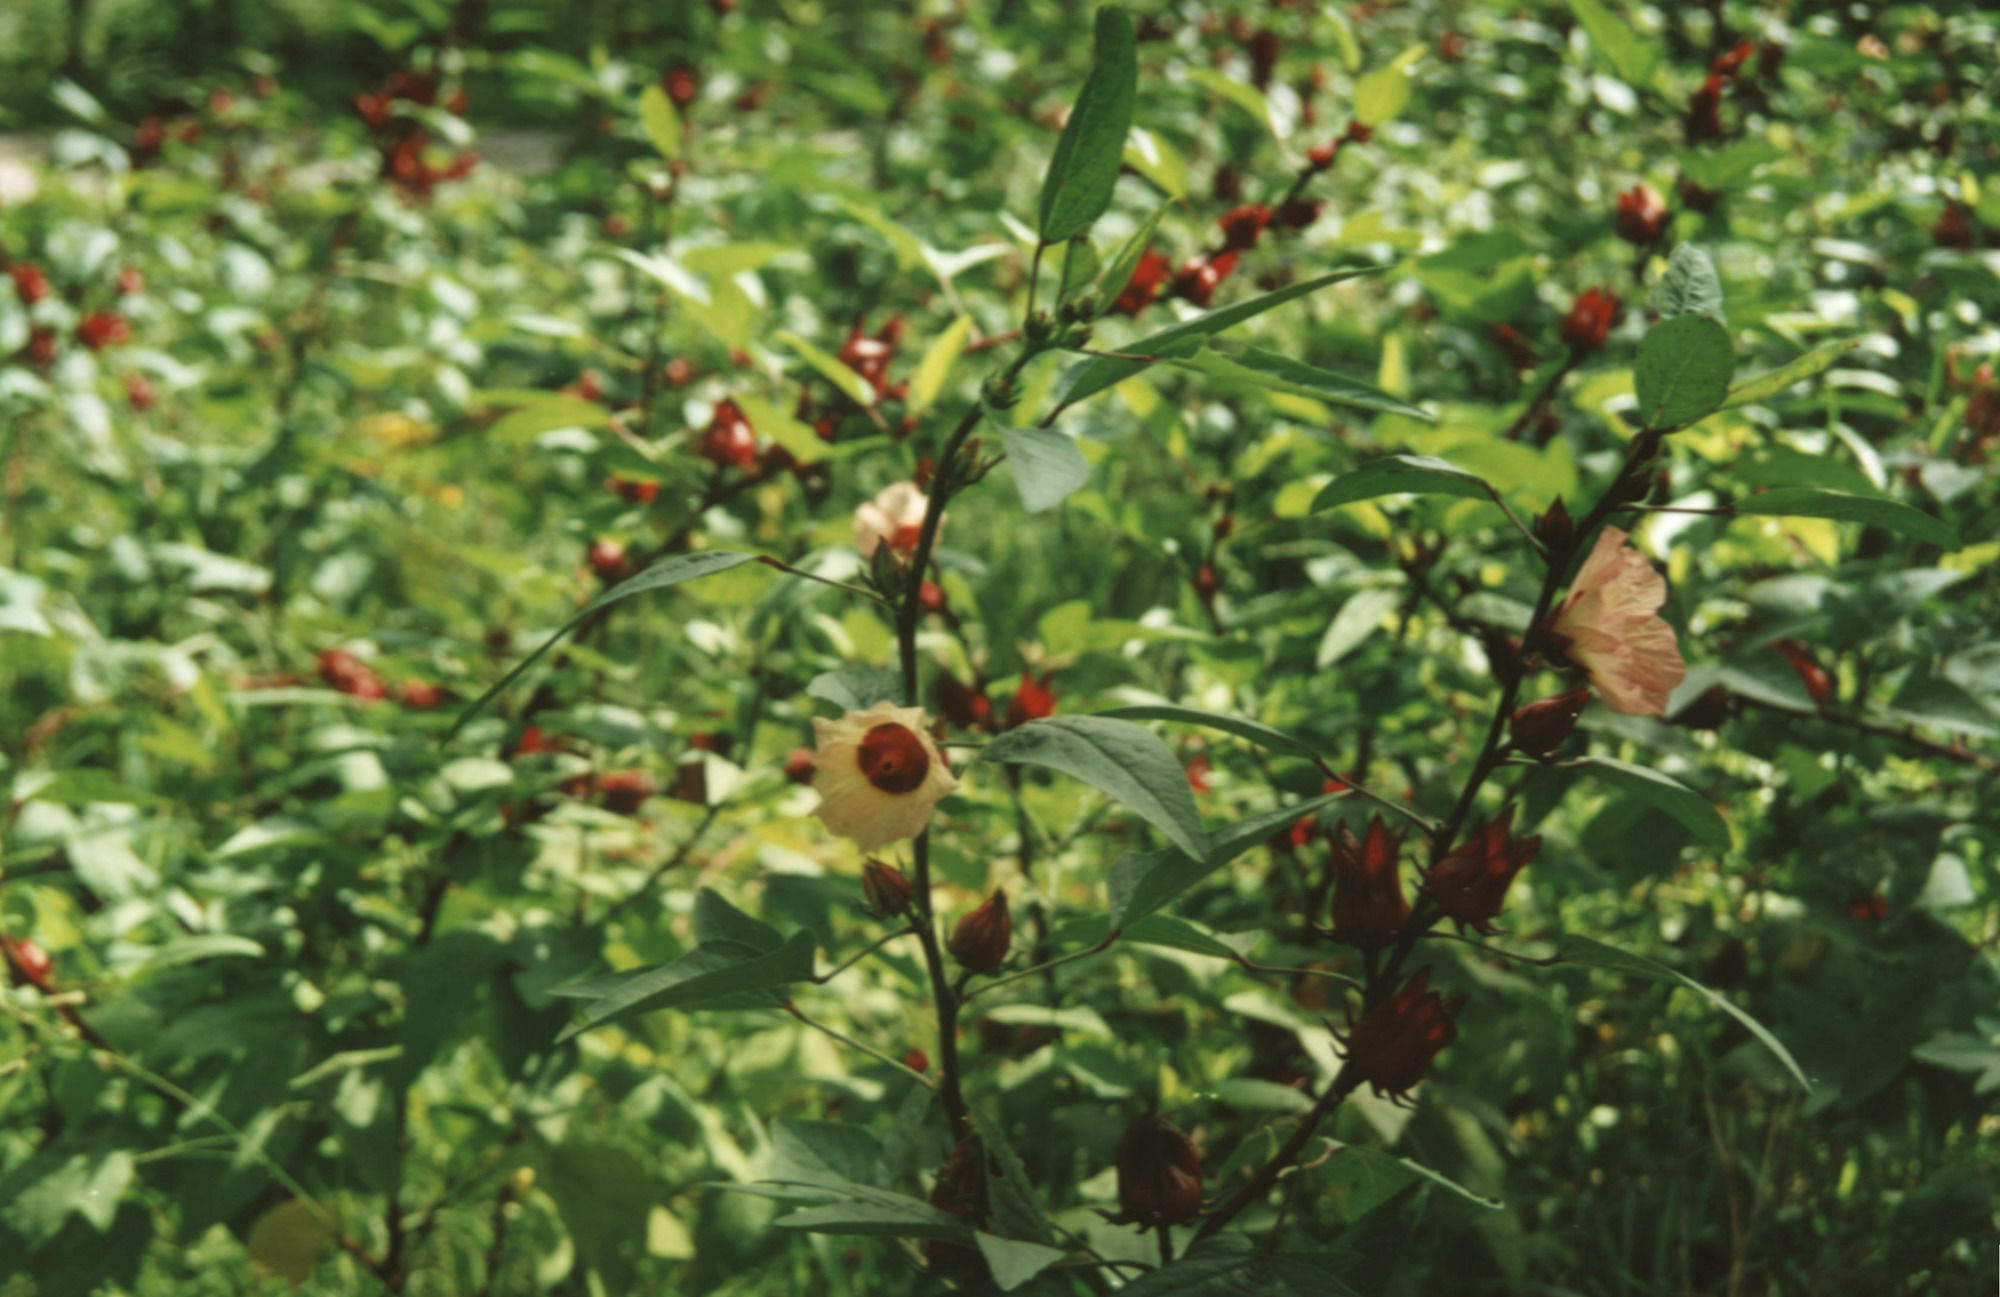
975,1233,1068,1291
1093,203,1170,306
774,1197,973,1240
776,330,874,407
1653,245,1723,321
1,1151,135,1247
1186,68,1277,138
1037,6,1139,243
732,392,826,466
1352,45,1426,127
1633,314,1734,431
1094,704,1323,762
1721,340,1859,409
484,394,611,443
447,552,759,738
966,1107,1055,1246
637,84,680,161
998,425,1091,512
15,769,167,808
1108,792,1347,927
1567,0,1662,88
980,715,1208,861
1732,487,1958,549
1172,345,1433,420
1311,453,1493,511
1112,1251,1364,1297
1317,587,1401,667
1576,756,1729,847
554,931,814,1042
909,315,974,415
136,935,265,973
1121,130,1187,200
1054,267,1384,410
806,665,907,711
1555,933,1812,1092
693,888,783,953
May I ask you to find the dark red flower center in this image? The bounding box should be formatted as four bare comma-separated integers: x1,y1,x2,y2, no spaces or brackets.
859,723,929,793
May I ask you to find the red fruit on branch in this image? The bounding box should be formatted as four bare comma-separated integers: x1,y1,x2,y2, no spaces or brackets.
1327,816,1410,946
1115,1114,1204,1227
1773,640,1834,706
587,539,629,581
1115,249,1173,315
1002,671,1056,729
125,373,157,412
1217,203,1272,252
317,648,387,701
1422,808,1541,934
1510,688,1591,757
77,311,131,351
1560,288,1620,354
10,264,50,305
1613,184,1668,245
696,397,759,469
3,936,55,991
862,858,915,917
948,891,1012,974
1337,967,1465,1102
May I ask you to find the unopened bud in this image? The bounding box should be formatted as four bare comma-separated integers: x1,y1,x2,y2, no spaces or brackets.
1533,497,1574,554
948,890,1012,974
1115,1113,1204,1227
1510,688,1590,757
1024,309,1056,342
862,859,915,917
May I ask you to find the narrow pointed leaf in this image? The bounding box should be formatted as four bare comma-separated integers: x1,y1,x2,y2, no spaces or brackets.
554,930,814,1042
1555,933,1811,1091
1054,266,1384,410
1311,454,1492,511
1037,7,1139,242
1721,339,1858,409
1577,756,1729,846
1172,344,1433,419
447,552,758,738
1731,487,1958,550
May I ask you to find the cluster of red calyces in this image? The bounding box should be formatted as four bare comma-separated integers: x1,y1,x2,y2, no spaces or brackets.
934,670,1056,735
1338,967,1466,1103
1686,40,1770,144
1614,184,1669,246
794,314,912,449
8,261,145,376
353,68,475,201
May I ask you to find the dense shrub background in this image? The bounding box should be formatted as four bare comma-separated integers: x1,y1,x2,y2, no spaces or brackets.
2,2,1996,1294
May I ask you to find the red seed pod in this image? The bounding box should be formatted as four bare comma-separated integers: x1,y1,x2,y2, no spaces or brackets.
125,373,157,412
1510,688,1591,757
1192,563,1221,602
862,859,915,917
1338,967,1464,1101
934,673,992,731
1422,808,1541,934
948,891,1012,974
1490,323,1538,372
117,266,145,295
397,679,446,709
600,769,658,814
1305,139,1340,171
1679,178,1721,214
1184,753,1213,794
587,539,628,581
1343,121,1373,144
1559,288,1620,354
1712,41,1756,77
663,64,699,109
1217,203,1272,252
77,311,131,352
902,1048,928,1072
317,648,388,701
25,327,57,367
1614,185,1668,245
1773,640,1834,706
1327,816,1409,946
4,937,55,991
1685,74,1725,143
696,397,759,469
1115,249,1173,316
1115,1114,1204,1227
10,264,50,305
1002,671,1056,729
1273,196,1323,230
1170,252,1236,308
784,747,816,785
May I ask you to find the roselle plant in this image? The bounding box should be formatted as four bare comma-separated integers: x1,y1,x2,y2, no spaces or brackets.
2,2,1995,1294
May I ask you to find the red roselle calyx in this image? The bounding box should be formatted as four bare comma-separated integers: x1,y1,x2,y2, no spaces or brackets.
948,890,1012,974
1338,967,1464,1102
862,858,914,917
1114,1113,1204,1227
1614,184,1668,245
1002,671,1056,730
1510,688,1590,758
1422,807,1541,934
1560,288,1620,354
1773,640,1834,706
1327,816,1409,947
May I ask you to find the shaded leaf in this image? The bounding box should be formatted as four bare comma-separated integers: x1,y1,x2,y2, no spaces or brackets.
1576,757,1729,846
981,716,1208,861
1108,792,1347,927
1311,454,1492,512
1732,487,1958,550
998,425,1091,512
